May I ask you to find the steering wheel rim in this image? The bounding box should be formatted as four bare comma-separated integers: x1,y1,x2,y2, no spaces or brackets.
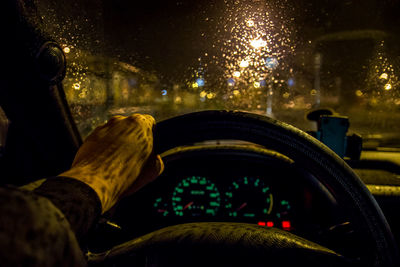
150,110,398,266
88,110,398,267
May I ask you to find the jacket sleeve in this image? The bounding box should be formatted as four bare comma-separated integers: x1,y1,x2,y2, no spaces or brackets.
34,176,102,244
0,182,92,267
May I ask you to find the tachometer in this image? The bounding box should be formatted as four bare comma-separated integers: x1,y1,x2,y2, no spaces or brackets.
224,176,273,219
172,176,221,217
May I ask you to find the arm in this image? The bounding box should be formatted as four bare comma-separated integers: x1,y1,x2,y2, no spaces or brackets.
36,114,163,241
0,186,88,267
33,176,101,245
0,114,163,266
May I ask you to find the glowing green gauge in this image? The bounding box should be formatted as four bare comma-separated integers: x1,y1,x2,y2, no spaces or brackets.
172,176,221,217
224,177,273,219
275,199,292,219
153,197,169,217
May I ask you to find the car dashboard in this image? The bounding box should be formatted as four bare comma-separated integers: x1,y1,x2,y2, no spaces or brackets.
88,144,367,257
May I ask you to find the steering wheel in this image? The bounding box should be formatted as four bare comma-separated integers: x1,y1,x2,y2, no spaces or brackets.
88,110,398,267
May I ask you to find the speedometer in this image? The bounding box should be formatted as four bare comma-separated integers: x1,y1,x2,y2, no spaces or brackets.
224,176,273,219
172,176,221,217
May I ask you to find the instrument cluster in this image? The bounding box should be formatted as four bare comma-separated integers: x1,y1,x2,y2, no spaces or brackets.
152,175,295,230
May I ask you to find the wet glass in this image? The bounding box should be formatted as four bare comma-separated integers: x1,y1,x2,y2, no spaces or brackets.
35,0,400,146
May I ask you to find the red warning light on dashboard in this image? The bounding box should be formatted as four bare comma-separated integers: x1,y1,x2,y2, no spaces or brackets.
266,221,274,227
258,221,275,227
282,221,291,230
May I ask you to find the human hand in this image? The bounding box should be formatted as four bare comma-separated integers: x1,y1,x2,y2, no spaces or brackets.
60,114,164,213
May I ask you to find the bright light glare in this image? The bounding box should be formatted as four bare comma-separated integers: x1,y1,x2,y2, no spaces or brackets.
239,60,249,68
196,78,205,87
63,47,70,54
246,19,255,27
384,83,392,90
206,93,215,99
253,81,260,88
250,38,267,49
379,73,388,80
233,71,241,78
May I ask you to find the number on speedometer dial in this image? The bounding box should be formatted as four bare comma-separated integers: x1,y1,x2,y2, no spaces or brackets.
172,176,221,217
224,177,273,219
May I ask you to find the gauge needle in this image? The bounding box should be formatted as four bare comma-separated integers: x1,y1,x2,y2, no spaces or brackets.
183,201,194,211
236,202,247,211
157,209,167,213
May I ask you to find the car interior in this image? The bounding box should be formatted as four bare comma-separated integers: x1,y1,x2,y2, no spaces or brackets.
1,0,400,266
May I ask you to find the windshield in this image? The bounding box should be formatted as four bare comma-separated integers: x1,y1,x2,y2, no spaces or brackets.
34,0,400,147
